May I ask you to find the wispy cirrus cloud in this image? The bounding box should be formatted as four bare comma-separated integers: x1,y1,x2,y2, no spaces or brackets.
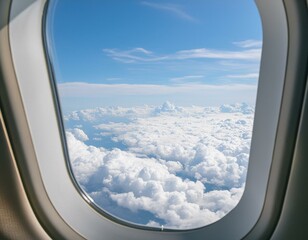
170,75,204,83
103,48,165,63
226,73,259,79
233,40,262,48
173,48,261,61
141,1,196,22
103,47,262,63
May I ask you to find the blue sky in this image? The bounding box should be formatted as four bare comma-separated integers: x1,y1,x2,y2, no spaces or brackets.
47,0,262,112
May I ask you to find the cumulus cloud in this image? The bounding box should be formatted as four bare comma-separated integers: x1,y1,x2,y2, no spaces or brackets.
154,101,183,114
220,102,254,114
65,102,254,229
66,131,106,185
71,128,89,141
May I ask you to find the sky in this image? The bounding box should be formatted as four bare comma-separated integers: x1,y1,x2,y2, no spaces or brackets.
47,0,262,112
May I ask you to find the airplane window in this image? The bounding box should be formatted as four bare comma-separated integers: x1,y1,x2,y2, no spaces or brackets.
45,0,262,230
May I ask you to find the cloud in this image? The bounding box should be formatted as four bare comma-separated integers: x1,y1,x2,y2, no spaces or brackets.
103,48,164,63
66,131,106,185
71,128,89,141
103,47,262,63
220,102,254,114
141,2,196,22
169,75,204,83
58,82,258,110
154,101,183,114
64,102,254,229
233,40,262,48
94,103,252,187
67,130,246,228
173,48,261,61
226,73,259,79
58,82,257,97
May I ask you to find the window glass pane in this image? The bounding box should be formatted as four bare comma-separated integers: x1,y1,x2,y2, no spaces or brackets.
45,0,262,230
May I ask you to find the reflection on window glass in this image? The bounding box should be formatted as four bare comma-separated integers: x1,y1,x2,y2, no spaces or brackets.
46,0,262,229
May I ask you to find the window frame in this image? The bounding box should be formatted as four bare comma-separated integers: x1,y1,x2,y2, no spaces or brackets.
1,0,303,239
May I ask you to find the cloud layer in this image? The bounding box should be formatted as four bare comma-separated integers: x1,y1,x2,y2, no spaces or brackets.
65,102,254,229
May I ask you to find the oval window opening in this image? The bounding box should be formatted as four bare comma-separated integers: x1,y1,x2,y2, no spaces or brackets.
45,0,262,230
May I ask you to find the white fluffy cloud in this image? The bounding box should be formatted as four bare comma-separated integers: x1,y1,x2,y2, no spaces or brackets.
71,128,89,141
65,102,254,229
66,131,106,185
